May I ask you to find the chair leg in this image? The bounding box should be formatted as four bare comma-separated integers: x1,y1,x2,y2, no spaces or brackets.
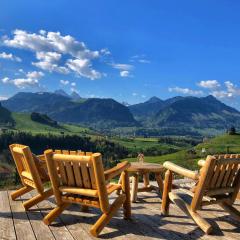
155,173,164,195
90,194,126,237
122,171,131,219
220,202,240,221
23,188,53,210
169,192,213,234
161,170,173,215
11,186,32,200
43,203,70,225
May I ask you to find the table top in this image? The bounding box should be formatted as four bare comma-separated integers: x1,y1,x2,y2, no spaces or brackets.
128,161,164,173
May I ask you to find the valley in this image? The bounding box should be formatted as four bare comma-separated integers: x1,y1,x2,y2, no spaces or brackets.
1,90,240,188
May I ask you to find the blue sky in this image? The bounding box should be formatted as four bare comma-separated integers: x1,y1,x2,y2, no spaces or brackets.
1,0,240,108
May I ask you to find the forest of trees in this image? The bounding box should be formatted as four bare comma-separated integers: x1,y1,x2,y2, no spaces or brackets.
0,131,130,187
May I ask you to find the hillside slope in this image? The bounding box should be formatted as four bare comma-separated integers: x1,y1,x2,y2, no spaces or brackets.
12,112,89,134
0,103,14,126
124,133,240,169
52,98,138,128
2,92,138,128
154,95,240,129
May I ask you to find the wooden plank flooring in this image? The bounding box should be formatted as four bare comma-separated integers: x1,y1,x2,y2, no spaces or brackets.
0,184,240,240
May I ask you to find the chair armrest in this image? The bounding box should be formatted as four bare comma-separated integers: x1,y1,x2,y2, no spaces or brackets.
104,161,130,181
36,154,45,161
198,159,205,167
163,161,199,180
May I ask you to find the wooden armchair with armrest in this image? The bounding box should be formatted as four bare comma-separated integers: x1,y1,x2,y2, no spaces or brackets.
9,144,53,210
43,150,131,237
161,154,240,234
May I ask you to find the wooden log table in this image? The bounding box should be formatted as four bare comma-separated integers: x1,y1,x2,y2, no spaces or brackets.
127,162,164,202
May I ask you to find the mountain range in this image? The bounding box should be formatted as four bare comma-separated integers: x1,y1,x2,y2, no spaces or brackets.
2,91,137,129
1,90,240,135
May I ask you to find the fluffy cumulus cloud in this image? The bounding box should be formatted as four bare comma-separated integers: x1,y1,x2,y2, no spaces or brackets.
3,29,102,79
0,51,22,62
168,87,203,95
1,71,44,89
26,70,44,79
111,63,133,77
3,29,99,59
32,51,69,74
198,80,220,89
212,81,240,98
66,59,101,80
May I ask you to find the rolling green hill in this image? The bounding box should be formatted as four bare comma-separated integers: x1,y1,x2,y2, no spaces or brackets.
12,112,90,135
123,133,240,170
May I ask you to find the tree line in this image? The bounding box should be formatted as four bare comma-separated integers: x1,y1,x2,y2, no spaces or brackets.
0,131,129,169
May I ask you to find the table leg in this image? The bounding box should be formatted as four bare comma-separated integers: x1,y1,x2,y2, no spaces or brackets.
131,173,139,202
155,173,164,195
237,192,240,200
143,173,150,187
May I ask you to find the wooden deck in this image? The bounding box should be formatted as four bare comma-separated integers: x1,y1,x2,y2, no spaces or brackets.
0,183,240,240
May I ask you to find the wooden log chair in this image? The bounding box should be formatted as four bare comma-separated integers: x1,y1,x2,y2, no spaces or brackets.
9,144,53,210
161,154,240,234
43,149,131,237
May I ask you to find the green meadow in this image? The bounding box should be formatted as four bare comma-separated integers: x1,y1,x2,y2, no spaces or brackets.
123,134,240,170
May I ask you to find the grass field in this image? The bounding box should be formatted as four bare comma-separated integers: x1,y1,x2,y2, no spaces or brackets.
110,136,187,153
123,133,240,171
7,113,240,173
12,112,90,135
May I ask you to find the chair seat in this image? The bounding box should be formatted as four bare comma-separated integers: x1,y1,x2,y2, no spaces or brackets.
59,184,122,198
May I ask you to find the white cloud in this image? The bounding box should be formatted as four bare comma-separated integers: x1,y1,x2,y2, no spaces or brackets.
66,59,101,80
3,29,105,79
211,81,240,99
1,70,43,89
132,92,138,96
71,82,76,87
36,51,61,62
0,51,22,62
211,90,232,98
0,96,8,100
4,29,100,59
120,70,130,77
2,77,39,89
60,80,69,85
111,63,133,77
26,71,44,79
130,55,150,64
168,87,203,95
198,80,220,89
111,63,133,71
100,48,111,55
32,51,69,74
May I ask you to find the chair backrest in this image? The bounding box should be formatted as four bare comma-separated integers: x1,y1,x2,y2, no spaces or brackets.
9,144,44,193
44,150,109,212
191,154,240,210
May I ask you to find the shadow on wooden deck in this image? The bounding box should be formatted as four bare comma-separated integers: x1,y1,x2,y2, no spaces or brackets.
0,188,240,240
